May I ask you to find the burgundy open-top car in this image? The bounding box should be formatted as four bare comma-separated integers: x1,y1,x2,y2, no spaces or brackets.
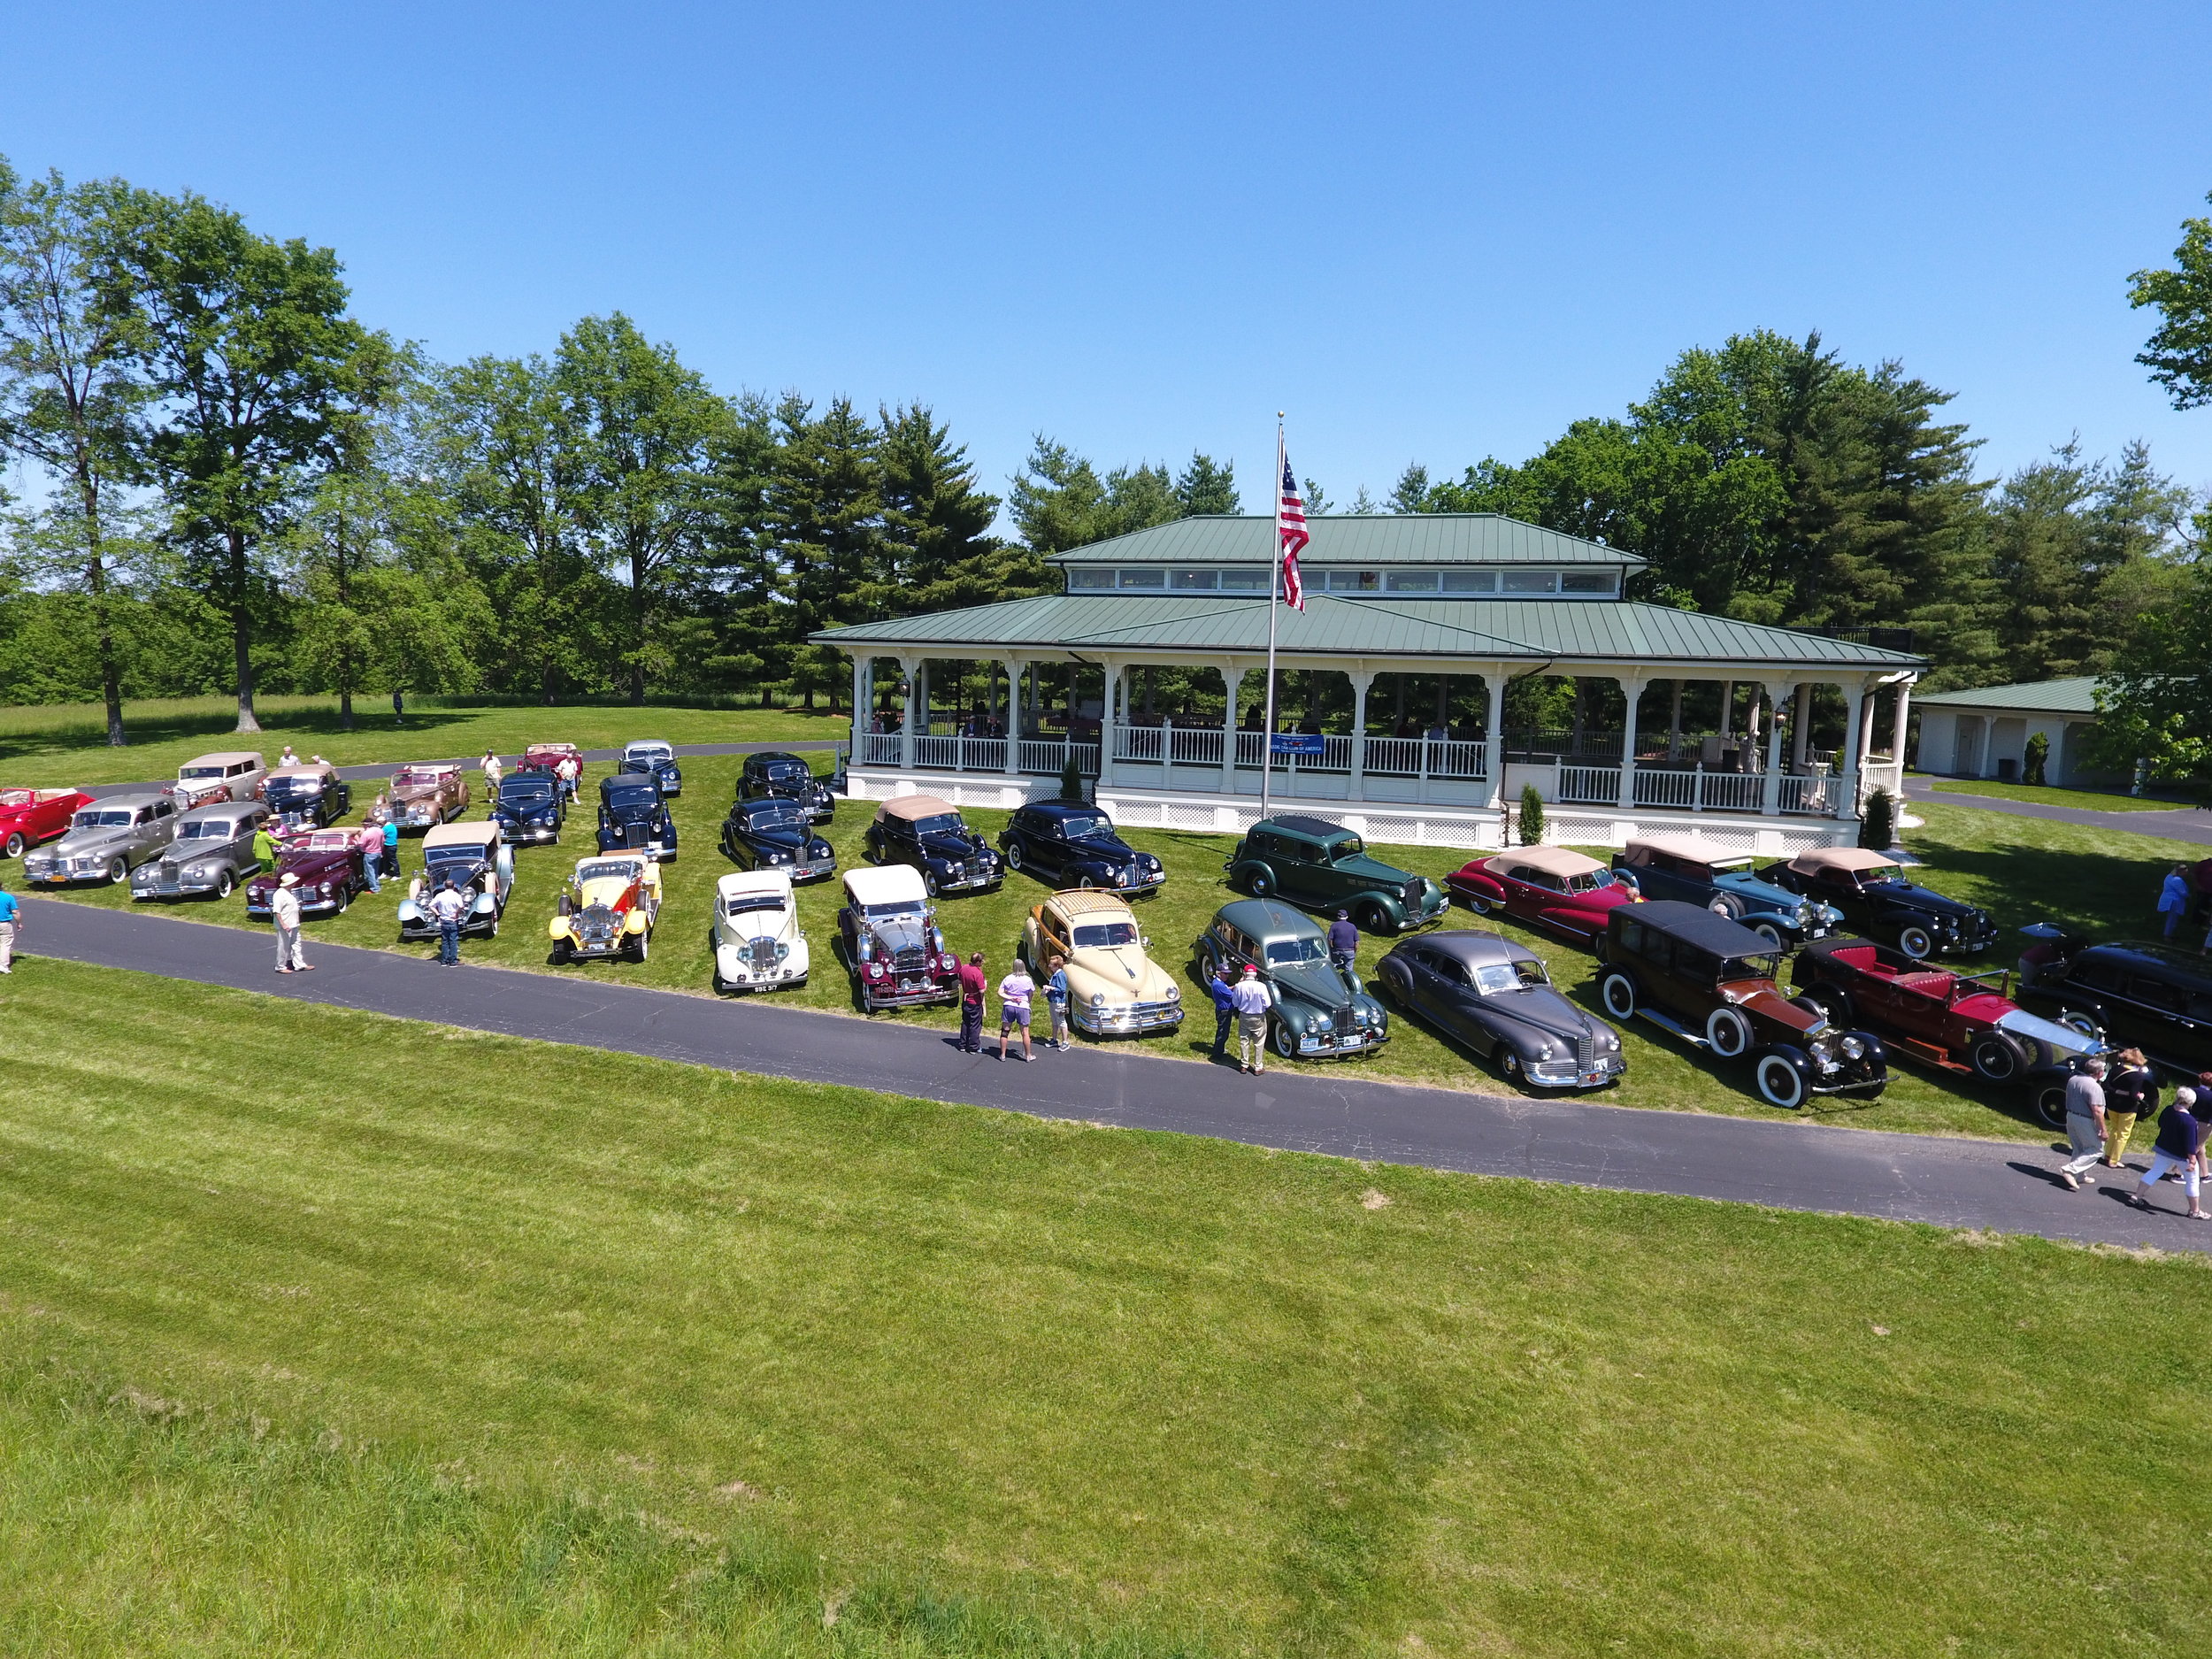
1445,846,1640,947
244,828,373,920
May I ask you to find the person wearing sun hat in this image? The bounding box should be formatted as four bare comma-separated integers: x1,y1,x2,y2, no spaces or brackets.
271,872,311,973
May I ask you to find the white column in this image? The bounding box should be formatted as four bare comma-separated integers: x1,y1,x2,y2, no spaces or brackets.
1719,680,1735,741
1098,663,1120,787
1762,680,1791,814
849,655,866,762
1002,659,1024,774
1348,670,1373,799
1792,683,1811,771
898,657,920,770
1892,676,1913,775
1484,668,1508,810
1221,664,1245,794
1616,675,1645,811
1839,679,1869,817
1667,680,1685,762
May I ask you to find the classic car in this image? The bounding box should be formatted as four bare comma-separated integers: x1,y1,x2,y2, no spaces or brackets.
1759,847,1996,960
738,750,837,825
619,739,682,797
389,763,470,831
1018,890,1182,1038
1611,835,1840,949
1193,898,1390,1059
488,771,566,844
837,864,961,1011
2015,930,2212,1079
549,852,662,964
596,772,678,861
21,793,178,886
0,787,96,859
520,741,581,777
258,760,352,829
129,802,267,901
711,868,810,993
1377,930,1624,1090
864,795,1002,895
1447,846,1640,946
173,750,266,808
396,820,514,940
245,828,373,919
1791,935,2107,1125
1595,900,1888,1109
998,800,1164,896
1225,814,1447,933
720,795,835,881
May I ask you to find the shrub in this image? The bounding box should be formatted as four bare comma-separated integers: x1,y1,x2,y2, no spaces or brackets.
1057,752,1084,803
1517,782,1547,847
1859,787,1897,851
2023,731,2049,787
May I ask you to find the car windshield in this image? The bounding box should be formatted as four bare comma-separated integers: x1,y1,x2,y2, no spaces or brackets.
724,893,787,916
1058,814,1112,841
1860,870,1911,887
1473,960,1548,994
0,789,30,806
73,809,135,828
177,764,228,780
301,832,354,852
394,767,448,787
1328,837,1365,861
265,776,320,797
763,762,809,782
627,747,672,764
425,846,484,870
1564,871,1620,894
603,782,657,808
862,900,925,919
1721,953,1780,981
908,813,964,836
1264,934,1327,966
500,779,555,802
1071,918,1139,949
178,820,233,840
745,803,805,830
576,859,639,884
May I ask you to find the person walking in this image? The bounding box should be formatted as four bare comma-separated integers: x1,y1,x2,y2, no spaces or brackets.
270,872,311,973
2158,864,2191,941
997,958,1035,1061
557,753,580,802
1231,964,1272,1074
2124,1087,2208,1219
380,813,401,879
956,950,987,1053
279,743,299,767
1043,954,1071,1050
481,750,503,789
0,874,19,973
1208,963,1236,1062
428,879,467,966
252,817,281,874
2102,1048,2157,1169
1327,909,1359,975
2055,1056,2108,1190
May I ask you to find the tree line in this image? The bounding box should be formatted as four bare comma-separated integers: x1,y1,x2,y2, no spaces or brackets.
1,154,2207,765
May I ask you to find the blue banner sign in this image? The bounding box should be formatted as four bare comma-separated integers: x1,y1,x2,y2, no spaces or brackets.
1270,733,1326,757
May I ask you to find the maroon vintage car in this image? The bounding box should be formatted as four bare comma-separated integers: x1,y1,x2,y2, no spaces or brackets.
243,827,373,920
1444,846,1643,948
0,787,96,860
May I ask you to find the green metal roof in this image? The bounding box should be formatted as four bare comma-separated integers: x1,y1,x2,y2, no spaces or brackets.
814,593,1924,669
1046,513,1645,567
1912,676,2100,714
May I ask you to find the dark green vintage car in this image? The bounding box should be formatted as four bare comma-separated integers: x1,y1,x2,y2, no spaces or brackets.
1194,898,1390,1059
1224,814,1448,933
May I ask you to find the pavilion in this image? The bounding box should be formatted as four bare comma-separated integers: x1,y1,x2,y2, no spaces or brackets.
811,514,1923,853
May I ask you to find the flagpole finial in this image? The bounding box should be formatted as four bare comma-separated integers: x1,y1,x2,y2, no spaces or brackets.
1276,410,1285,419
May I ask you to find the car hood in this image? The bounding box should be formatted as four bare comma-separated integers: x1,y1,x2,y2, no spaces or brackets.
47,825,137,856
1996,1006,2104,1059
603,799,663,819
391,781,448,801
1481,986,1611,1046
1717,872,1810,912
1066,833,1141,864
1270,958,1359,1010
1732,983,1818,1033
866,913,935,956
1870,881,1982,919
917,829,989,860
740,822,810,851
1335,854,1424,888
495,795,559,815
274,849,352,879
1067,944,1174,1000
577,877,639,909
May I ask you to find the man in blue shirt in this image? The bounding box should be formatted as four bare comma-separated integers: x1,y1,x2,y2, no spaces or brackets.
0,877,19,973
1327,909,1360,974
1043,954,1071,1051
380,815,401,879
1209,964,1236,1061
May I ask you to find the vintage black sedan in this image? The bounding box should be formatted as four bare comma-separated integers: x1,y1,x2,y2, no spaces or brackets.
618,739,682,797
596,773,678,861
720,795,835,881
738,751,837,825
488,771,565,845
1759,847,1995,960
1193,899,1389,1060
260,762,351,829
1377,930,1624,1089
997,800,1164,896
863,795,1002,895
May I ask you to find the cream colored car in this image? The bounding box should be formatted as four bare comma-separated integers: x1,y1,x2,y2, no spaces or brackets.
1020,889,1183,1039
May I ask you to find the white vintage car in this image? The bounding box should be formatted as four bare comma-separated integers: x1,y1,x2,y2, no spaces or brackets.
711,868,810,993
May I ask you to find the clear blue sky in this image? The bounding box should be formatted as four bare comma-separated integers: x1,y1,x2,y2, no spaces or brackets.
7,1,2209,516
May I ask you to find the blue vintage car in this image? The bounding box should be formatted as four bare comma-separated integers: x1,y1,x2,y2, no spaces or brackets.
1610,835,1840,949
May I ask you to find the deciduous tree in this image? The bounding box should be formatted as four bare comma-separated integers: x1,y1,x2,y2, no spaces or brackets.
2130,191,2212,411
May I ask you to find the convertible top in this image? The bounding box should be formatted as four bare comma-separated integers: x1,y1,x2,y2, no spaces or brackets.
1787,846,1901,876
1623,834,1751,868
1485,846,1606,878
718,868,796,900
422,820,499,851
1044,889,1134,919
180,750,263,770
875,794,958,823
1619,898,1778,957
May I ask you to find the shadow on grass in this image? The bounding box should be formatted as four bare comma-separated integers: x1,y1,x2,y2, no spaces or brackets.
0,705,476,764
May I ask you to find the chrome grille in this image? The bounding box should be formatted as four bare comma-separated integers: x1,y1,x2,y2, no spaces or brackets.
747,937,777,970
893,946,927,973
1575,1033,1594,1069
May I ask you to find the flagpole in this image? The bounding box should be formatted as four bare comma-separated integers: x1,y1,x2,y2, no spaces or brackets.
1260,415,1285,820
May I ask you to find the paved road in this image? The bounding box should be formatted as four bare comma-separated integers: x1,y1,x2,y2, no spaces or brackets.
79,739,846,800
1907,776,2212,847
16,896,2205,1253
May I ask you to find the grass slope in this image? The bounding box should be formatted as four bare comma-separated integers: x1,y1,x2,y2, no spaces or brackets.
0,696,842,787
2,958,2208,1656
1926,778,2193,814
23,739,2209,1138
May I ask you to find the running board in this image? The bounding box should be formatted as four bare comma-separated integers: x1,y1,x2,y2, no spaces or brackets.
1637,1009,1709,1048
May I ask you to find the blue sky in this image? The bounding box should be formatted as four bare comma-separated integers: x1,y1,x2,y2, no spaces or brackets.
6,1,2209,516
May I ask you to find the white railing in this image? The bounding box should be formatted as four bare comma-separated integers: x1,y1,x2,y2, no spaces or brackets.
1699,771,1766,812
1112,725,1164,764
1233,731,1268,768
1168,727,1224,766
1778,773,1837,816
860,732,903,766
1632,767,1698,809
1862,760,1904,800
1558,765,1623,804
914,734,961,770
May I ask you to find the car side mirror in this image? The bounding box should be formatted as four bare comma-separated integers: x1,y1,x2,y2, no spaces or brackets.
1141,935,1152,949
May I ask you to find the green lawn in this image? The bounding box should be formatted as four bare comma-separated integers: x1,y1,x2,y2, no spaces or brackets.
0,695,845,787
1,956,2207,1656
20,744,2210,1141
1925,777,2193,814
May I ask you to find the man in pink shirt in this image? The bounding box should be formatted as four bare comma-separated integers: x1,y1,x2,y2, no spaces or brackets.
956,951,987,1053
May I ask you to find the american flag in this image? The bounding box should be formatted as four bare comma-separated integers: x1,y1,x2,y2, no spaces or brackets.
1276,442,1308,611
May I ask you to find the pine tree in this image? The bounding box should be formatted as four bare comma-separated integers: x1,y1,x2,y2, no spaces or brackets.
767,396,880,710
1172,451,1240,516
873,403,1030,616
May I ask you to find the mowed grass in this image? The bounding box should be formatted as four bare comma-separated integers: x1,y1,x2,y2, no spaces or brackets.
24,733,2211,1140
0,695,843,787
2,958,2208,1656
1925,777,2194,814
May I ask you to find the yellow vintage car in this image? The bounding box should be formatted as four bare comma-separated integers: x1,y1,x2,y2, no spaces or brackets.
548,851,663,963
1020,889,1183,1038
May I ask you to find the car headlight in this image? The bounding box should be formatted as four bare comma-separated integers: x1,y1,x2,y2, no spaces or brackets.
1091,991,1107,1008
1313,1014,1333,1032
1165,984,1179,1001
1840,1035,1867,1060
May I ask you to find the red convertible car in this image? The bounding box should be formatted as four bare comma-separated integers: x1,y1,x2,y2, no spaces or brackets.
1444,846,1641,946
0,787,96,860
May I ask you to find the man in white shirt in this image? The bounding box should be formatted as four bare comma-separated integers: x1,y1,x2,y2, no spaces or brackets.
427,879,469,965
271,872,310,973
1230,964,1272,1074
481,750,503,789
2055,1057,2108,1190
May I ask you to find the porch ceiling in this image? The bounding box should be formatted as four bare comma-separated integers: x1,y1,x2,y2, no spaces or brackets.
815,593,1927,672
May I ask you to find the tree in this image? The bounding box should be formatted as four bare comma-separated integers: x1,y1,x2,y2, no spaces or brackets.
1007,437,1184,553
0,162,148,745
113,188,392,732
767,395,881,709
2130,191,2212,410
872,403,1028,616
556,314,730,703
1172,451,1240,515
